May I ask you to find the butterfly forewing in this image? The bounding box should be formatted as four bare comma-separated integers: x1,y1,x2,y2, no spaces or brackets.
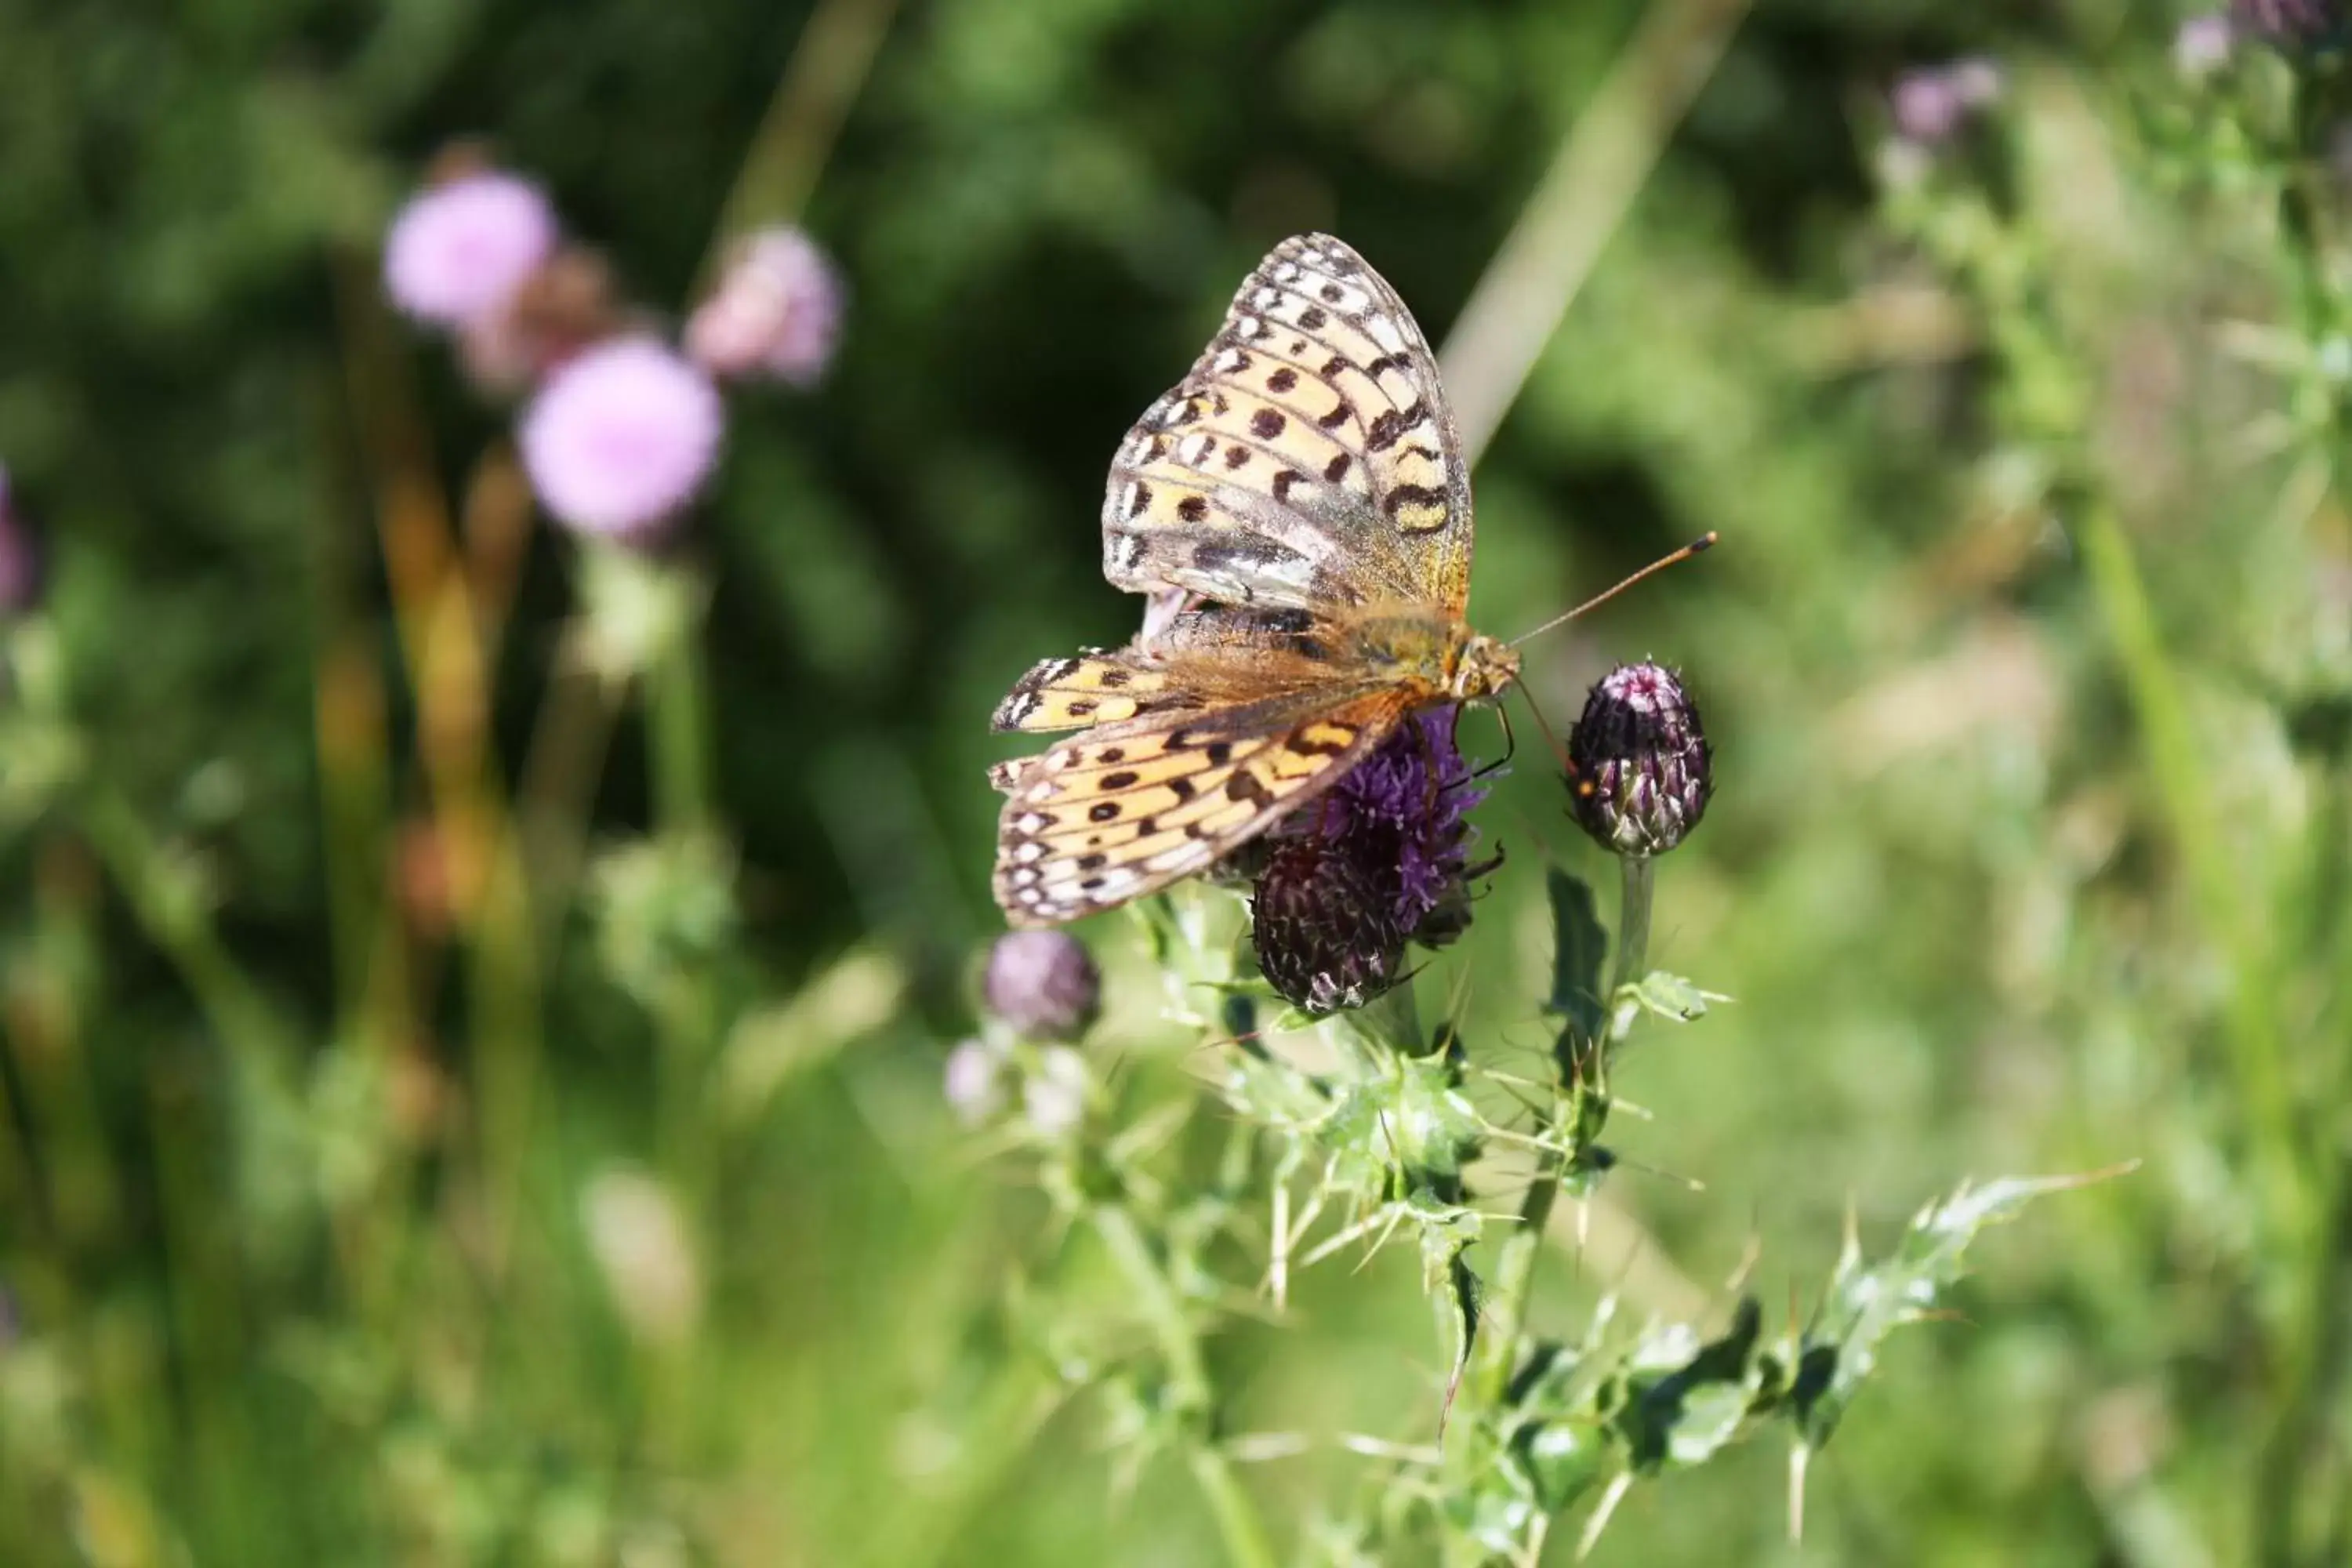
990,650,1190,734
993,691,1410,926
1100,234,1474,617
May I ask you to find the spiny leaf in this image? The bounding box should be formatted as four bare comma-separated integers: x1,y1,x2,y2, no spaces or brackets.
1544,866,1609,1055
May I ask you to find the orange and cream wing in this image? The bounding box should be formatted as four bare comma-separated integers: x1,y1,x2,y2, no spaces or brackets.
1099,233,1475,619
989,650,1192,734
990,691,1409,926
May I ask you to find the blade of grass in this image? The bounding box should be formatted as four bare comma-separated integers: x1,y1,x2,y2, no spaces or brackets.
1439,0,1752,469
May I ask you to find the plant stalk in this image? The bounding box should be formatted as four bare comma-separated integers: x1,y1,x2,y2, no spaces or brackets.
1091,1201,1276,1568
1470,852,1653,1409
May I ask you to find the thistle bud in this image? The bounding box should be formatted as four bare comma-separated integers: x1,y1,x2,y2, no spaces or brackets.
982,929,1102,1041
1250,837,1407,1016
1565,662,1712,858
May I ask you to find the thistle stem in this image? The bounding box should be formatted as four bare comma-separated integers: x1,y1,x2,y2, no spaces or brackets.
1091,1202,1276,1568
1611,855,1654,998
1471,852,1654,1409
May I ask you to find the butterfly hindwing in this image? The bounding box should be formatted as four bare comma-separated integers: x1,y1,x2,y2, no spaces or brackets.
993,690,1408,926
1100,234,1474,618
990,650,1189,734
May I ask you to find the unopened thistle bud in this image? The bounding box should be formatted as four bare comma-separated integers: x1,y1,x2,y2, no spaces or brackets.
982,929,1102,1042
1250,837,1407,1016
1565,663,1712,858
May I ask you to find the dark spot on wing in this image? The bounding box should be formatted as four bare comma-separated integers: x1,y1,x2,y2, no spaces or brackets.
1177,495,1209,522
1383,485,1449,517
1089,802,1120,822
1299,307,1327,330
1365,402,1427,452
1325,452,1352,482
1100,770,1139,790
1266,368,1298,394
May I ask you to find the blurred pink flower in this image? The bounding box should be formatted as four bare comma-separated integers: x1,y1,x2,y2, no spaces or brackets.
456,248,622,395
0,464,40,614
519,338,723,535
2176,14,2237,73
383,172,559,328
684,227,844,386
1890,58,2003,146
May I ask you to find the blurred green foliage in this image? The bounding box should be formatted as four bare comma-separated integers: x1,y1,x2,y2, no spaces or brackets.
4,0,2351,1563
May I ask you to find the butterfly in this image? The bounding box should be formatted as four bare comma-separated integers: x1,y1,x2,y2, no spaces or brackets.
988,233,1520,926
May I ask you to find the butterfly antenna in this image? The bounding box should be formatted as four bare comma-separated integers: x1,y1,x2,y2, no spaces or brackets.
1506,532,1719,648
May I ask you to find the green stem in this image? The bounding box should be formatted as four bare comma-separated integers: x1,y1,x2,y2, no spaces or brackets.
81,790,296,1083
1610,855,1655,999
1470,853,1653,1409
649,572,715,837
2076,506,2309,1254
639,562,724,1457
693,0,901,296
1091,1203,1276,1568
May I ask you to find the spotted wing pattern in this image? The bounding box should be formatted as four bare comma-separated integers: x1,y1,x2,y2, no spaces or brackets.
990,651,1187,734
1099,234,1474,617
991,690,1407,926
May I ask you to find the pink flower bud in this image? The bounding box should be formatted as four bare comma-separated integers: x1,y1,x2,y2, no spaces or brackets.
684,227,844,387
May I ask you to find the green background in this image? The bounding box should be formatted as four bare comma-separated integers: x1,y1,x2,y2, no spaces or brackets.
2,0,2346,1562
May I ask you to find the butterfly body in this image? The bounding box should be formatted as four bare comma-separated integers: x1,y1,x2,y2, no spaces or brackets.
990,234,1511,927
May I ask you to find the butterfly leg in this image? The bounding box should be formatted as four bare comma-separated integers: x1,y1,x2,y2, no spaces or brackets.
1465,700,1515,784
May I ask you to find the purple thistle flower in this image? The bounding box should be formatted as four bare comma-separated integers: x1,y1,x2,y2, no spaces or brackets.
2231,0,2347,48
383,171,559,329
1890,58,2004,146
2176,14,2238,74
1248,707,1495,1015
456,247,622,396
518,337,724,538
0,466,42,615
685,227,845,387
982,929,1102,1041
1313,708,1487,935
